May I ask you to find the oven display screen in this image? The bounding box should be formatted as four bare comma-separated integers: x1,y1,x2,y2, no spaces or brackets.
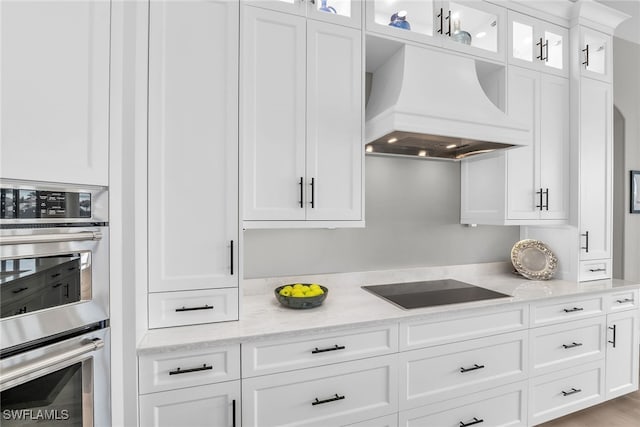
0,189,91,219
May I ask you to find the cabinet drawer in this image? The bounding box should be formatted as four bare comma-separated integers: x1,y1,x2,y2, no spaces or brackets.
530,295,604,327
607,289,639,312
343,413,398,427
400,304,528,350
148,288,238,328
242,354,398,427
400,331,528,409
529,360,605,425
579,259,612,281
242,324,398,377
530,317,605,375
139,380,240,427
399,381,527,427
139,344,240,394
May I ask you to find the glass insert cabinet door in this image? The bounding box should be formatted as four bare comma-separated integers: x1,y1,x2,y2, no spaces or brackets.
246,0,362,27
580,28,610,80
367,0,504,59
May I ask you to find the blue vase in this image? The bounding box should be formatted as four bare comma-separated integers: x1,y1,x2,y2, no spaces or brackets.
319,0,336,13
388,11,411,30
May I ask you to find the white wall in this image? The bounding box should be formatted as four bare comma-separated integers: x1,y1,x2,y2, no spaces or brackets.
613,36,640,282
243,156,520,278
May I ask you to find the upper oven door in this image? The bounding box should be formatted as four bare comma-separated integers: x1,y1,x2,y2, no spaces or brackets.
1,227,109,348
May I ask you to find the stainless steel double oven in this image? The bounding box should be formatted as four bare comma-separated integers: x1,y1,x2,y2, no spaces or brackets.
0,179,110,426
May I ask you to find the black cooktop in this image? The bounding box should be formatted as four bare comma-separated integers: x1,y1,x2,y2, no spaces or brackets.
362,279,511,310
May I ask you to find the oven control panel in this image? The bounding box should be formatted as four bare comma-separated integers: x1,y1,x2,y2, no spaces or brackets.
1,187,91,219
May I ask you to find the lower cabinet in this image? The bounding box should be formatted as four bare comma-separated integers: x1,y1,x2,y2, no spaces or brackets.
605,309,639,399
242,354,398,427
139,380,240,427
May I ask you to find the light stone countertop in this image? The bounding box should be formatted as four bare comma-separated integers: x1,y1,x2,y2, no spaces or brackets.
137,262,640,354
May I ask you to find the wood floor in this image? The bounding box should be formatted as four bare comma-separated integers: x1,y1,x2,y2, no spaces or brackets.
539,388,640,427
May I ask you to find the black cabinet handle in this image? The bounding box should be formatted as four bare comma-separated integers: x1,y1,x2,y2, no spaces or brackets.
232,399,237,427
460,364,485,373
12,287,28,294
460,417,484,427
536,37,544,60
169,364,213,376
582,44,590,66
299,177,304,208
562,342,583,349
543,40,549,61
175,305,213,312
64,284,69,298
543,188,549,210
311,344,345,354
312,394,345,406
536,188,543,210
562,387,582,397
310,177,315,208
609,324,617,348
563,307,584,313
616,298,633,304
446,9,451,36
52,283,63,288
581,231,589,253
230,240,234,276
437,8,444,34
589,268,606,273
50,272,61,278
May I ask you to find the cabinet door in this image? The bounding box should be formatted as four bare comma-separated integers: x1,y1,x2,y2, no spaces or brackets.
148,0,238,293
579,78,612,261
606,310,639,399
580,28,612,82
307,0,362,29
541,24,568,77
242,6,307,221
539,74,569,220
506,66,539,221
365,0,439,46
306,21,362,221
0,0,110,185
139,380,240,427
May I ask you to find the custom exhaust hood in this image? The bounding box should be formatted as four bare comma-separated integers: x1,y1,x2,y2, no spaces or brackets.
365,45,530,160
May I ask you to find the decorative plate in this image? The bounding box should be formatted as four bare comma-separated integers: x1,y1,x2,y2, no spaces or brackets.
510,239,558,280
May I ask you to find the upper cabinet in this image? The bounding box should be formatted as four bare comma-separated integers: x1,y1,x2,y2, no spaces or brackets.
241,5,363,227
508,11,568,77
244,0,362,28
0,0,110,185
366,0,506,62
578,27,612,82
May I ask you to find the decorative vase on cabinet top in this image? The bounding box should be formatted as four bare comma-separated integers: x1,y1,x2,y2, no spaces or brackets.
451,20,472,45
389,10,411,30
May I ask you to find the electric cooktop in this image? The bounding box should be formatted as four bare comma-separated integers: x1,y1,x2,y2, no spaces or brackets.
361,279,511,310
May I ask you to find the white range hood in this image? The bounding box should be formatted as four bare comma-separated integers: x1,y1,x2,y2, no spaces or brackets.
365,45,530,160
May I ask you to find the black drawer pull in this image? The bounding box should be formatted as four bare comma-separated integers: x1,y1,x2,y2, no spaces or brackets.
52,283,63,288
12,287,28,294
460,364,485,373
616,298,633,304
312,394,345,406
562,342,583,349
50,272,61,278
460,417,484,427
311,345,345,354
589,268,606,272
169,364,213,375
68,267,76,271
561,387,582,397
563,307,584,313
175,305,213,312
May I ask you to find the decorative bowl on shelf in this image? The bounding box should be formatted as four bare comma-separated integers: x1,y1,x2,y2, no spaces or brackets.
274,284,328,309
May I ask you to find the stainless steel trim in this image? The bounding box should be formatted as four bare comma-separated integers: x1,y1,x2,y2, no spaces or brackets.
0,231,103,246
0,338,104,386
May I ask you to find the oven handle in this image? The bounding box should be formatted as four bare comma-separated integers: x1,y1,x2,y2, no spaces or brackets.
0,231,103,246
0,338,104,386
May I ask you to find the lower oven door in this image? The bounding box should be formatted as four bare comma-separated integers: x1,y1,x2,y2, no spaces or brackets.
0,327,110,427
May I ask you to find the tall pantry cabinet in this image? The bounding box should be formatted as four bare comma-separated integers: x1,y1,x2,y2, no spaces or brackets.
522,3,628,281
146,0,239,328
241,2,363,227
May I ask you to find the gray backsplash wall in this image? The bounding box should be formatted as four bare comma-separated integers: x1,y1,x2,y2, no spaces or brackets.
243,155,520,278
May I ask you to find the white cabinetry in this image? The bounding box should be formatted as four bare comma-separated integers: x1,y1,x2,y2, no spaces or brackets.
146,0,238,327
508,11,568,77
605,291,639,399
461,66,569,225
578,27,612,82
366,0,506,62
138,345,241,427
245,0,362,28
0,0,110,185
241,5,363,227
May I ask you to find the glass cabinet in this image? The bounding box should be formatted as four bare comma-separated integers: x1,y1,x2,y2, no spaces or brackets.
366,0,506,61
580,27,611,82
245,0,362,28
508,11,568,77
